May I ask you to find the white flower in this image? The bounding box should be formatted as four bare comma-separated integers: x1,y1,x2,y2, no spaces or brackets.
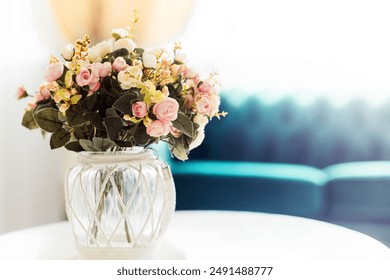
189,128,205,151
88,49,100,62
174,51,187,64
88,40,113,62
142,54,157,68
114,38,136,53
117,66,143,89
111,28,129,40
144,47,163,57
193,114,209,128
61,44,74,61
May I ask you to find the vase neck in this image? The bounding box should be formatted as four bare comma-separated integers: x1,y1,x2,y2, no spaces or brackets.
77,148,158,165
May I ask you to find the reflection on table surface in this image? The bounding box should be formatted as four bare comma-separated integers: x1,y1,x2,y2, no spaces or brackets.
0,210,389,260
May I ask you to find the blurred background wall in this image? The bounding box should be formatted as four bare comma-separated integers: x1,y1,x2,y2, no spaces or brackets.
2,0,390,234
0,0,195,233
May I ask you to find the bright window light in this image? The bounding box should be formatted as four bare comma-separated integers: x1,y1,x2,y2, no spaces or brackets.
179,0,390,105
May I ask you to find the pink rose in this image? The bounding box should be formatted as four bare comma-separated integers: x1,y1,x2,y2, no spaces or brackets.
183,93,195,109
146,120,171,137
40,86,51,100
44,62,64,82
100,62,112,77
197,80,213,95
132,101,147,118
33,86,51,102
195,94,220,116
88,81,100,96
34,93,46,103
183,67,199,84
112,57,128,72
152,97,179,122
16,86,27,100
195,96,212,115
90,62,111,77
76,67,93,86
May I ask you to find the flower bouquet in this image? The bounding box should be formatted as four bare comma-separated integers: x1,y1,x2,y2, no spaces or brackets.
17,11,225,259
18,15,225,160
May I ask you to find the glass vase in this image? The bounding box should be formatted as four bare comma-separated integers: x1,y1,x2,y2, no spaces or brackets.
64,148,175,259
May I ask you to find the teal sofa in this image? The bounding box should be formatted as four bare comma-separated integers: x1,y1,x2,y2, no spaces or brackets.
172,161,326,218
157,93,390,226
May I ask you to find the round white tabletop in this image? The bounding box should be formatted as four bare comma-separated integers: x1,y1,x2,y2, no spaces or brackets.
0,210,389,260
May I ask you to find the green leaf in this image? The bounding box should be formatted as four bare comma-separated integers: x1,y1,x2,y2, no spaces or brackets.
66,108,86,127
112,94,135,115
109,48,129,59
22,110,38,130
58,111,67,122
50,128,71,149
84,112,105,131
65,141,85,152
92,137,116,151
33,108,62,133
106,108,120,118
134,125,150,145
167,78,183,97
79,139,99,152
84,92,98,111
132,48,144,58
169,143,188,161
73,127,89,140
104,116,123,140
172,112,195,138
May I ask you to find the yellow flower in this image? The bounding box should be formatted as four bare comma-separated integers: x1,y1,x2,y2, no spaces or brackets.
59,103,70,113
53,89,70,103
117,66,143,89
53,88,81,113
142,115,153,127
64,71,73,88
70,94,82,104
141,80,165,105
124,113,152,127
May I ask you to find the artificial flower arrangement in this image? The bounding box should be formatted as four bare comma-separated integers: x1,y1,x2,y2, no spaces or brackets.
17,13,226,160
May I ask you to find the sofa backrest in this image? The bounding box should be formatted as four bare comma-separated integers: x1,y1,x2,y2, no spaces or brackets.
189,92,390,168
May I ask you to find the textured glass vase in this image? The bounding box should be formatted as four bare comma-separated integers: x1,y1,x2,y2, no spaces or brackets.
65,148,175,259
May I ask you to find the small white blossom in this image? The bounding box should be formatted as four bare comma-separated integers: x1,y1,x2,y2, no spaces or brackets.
144,47,163,57
142,54,157,68
117,66,143,89
111,28,129,39
61,44,74,61
88,40,113,62
114,38,136,53
193,114,209,128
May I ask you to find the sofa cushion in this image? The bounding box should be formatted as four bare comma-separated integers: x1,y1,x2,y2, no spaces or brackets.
324,161,390,222
172,160,326,218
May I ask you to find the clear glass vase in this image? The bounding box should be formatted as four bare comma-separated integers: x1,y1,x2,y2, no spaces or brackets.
64,148,175,259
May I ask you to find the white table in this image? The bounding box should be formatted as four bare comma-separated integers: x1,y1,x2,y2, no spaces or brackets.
0,210,389,260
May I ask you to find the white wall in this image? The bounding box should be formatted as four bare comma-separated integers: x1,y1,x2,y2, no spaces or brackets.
179,0,390,106
0,0,76,233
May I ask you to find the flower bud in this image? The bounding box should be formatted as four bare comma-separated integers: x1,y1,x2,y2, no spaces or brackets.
143,54,157,68
114,38,136,53
61,44,75,61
